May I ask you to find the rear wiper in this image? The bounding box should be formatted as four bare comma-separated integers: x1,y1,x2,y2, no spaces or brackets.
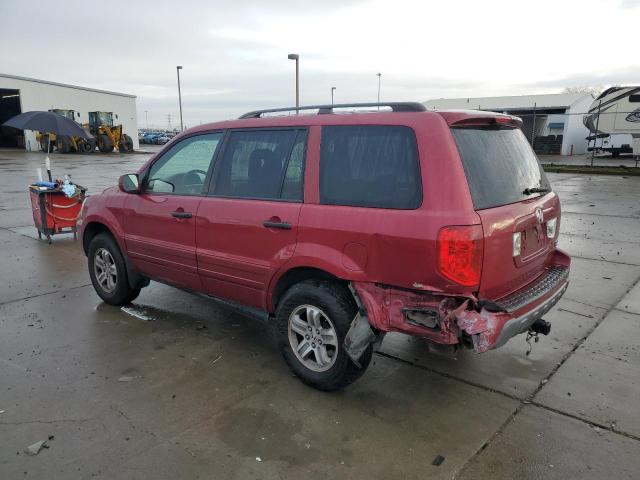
522,186,550,195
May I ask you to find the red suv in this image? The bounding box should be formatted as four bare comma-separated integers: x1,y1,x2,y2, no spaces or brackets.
79,102,570,390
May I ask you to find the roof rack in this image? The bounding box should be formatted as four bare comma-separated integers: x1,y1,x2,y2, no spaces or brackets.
239,102,426,119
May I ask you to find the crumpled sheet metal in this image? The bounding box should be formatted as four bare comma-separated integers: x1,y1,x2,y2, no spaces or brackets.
353,282,510,353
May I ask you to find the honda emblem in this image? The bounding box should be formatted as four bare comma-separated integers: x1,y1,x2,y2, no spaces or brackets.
535,208,544,224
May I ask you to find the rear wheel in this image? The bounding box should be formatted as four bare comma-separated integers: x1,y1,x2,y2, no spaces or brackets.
97,134,114,153
78,139,95,153
276,280,372,391
122,134,134,152
88,233,141,305
56,135,71,153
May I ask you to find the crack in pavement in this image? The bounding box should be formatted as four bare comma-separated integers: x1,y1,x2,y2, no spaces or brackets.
451,272,640,478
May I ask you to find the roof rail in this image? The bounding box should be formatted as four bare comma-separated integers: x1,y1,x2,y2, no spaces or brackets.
239,102,427,119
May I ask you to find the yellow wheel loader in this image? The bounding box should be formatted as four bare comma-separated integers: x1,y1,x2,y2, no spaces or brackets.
36,109,96,153
88,111,134,153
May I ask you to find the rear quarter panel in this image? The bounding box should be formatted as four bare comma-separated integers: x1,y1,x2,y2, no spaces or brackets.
288,116,480,297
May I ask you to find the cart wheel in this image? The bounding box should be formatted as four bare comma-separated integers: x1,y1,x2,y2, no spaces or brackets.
38,231,42,239
46,234,52,245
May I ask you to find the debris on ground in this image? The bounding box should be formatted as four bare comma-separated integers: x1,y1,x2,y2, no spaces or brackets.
120,305,152,322
432,455,445,466
210,355,222,366
256,457,262,462
118,376,134,382
0,410,5,414
24,440,47,456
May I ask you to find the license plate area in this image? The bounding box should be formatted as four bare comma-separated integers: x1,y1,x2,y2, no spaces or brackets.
522,227,545,258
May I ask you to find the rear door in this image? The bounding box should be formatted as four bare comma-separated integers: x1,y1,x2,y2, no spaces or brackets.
123,133,222,290
195,128,307,309
451,126,559,300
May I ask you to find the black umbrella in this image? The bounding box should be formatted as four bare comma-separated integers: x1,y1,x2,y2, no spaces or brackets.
2,110,93,139
2,111,93,181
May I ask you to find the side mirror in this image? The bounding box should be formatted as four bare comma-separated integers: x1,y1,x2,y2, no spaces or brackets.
118,174,140,193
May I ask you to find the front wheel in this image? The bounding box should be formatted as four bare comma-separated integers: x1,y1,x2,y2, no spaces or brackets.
88,233,141,305
276,280,372,391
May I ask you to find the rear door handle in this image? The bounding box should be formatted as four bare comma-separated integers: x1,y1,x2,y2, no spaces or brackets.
171,211,192,219
263,220,291,230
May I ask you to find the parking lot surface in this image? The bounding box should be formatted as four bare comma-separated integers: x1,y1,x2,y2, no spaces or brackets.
1,148,639,479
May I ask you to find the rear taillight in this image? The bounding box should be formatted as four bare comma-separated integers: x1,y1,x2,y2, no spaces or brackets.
437,225,483,287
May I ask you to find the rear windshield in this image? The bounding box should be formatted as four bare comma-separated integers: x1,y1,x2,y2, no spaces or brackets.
452,127,551,210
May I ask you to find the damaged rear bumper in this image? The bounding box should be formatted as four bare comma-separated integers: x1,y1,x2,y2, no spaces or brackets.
351,252,570,353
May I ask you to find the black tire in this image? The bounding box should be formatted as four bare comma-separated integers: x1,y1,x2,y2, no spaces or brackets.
97,134,114,153
78,139,95,153
40,135,54,153
276,280,372,391
88,233,141,305
611,150,620,158
57,135,71,153
123,134,134,152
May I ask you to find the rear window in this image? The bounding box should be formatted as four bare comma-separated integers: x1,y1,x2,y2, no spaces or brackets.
452,127,551,210
320,125,421,209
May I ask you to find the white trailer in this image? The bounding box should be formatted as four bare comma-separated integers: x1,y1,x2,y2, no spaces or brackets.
583,87,640,157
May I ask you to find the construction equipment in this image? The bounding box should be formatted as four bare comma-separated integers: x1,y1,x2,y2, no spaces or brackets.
36,109,96,153
88,111,134,153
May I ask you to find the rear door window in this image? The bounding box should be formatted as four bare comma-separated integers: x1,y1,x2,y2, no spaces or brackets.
452,127,551,210
212,129,306,201
320,125,421,209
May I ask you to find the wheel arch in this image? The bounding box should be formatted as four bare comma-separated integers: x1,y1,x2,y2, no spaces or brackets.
82,221,115,255
269,266,351,314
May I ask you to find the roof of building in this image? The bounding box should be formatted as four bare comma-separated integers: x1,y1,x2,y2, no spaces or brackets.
423,92,593,111
0,73,136,99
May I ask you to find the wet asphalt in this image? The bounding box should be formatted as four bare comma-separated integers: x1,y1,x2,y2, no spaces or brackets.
0,147,639,479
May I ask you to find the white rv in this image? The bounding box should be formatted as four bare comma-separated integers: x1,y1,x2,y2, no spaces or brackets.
583,87,640,157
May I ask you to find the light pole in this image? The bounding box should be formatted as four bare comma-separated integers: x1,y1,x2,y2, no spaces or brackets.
376,72,382,109
331,86,336,105
176,66,184,131
144,110,148,130
287,53,299,113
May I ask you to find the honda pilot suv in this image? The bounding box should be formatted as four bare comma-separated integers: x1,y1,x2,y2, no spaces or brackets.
79,102,570,391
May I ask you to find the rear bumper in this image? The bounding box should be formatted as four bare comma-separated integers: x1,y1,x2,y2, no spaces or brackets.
353,249,570,353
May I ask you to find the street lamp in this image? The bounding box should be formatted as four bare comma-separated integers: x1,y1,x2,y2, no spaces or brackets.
287,53,299,113
176,66,184,131
376,72,382,109
331,86,336,105
144,110,148,129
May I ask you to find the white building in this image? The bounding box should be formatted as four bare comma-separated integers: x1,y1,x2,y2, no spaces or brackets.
0,73,138,151
424,93,594,155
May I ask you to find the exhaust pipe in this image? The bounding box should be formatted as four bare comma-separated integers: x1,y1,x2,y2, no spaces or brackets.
530,319,551,336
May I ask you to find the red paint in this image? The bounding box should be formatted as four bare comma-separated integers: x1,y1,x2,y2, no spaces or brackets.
80,108,570,352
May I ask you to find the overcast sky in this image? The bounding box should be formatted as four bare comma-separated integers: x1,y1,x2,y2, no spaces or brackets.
1,0,638,129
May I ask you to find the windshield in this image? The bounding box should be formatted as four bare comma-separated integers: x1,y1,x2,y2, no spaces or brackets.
452,127,551,210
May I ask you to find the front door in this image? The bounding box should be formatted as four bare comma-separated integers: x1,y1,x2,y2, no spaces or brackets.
196,128,307,309
123,132,223,290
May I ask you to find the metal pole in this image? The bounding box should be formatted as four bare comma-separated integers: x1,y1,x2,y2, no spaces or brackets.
331,87,336,105
591,99,602,167
295,57,299,113
531,102,537,150
144,110,148,129
176,66,184,131
376,73,381,109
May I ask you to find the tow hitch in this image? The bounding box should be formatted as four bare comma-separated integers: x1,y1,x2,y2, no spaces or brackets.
525,319,552,355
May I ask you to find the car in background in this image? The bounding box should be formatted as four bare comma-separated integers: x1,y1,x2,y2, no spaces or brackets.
80,102,570,391
153,135,171,145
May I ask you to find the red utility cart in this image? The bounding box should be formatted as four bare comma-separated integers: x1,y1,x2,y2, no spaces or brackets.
29,185,86,244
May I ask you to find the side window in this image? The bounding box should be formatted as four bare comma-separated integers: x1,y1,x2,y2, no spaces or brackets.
146,133,222,195
320,125,421,209
213,129,305,201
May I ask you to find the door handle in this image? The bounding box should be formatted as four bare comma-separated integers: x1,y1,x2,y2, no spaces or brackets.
171,211,192,219
263,220,292,230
